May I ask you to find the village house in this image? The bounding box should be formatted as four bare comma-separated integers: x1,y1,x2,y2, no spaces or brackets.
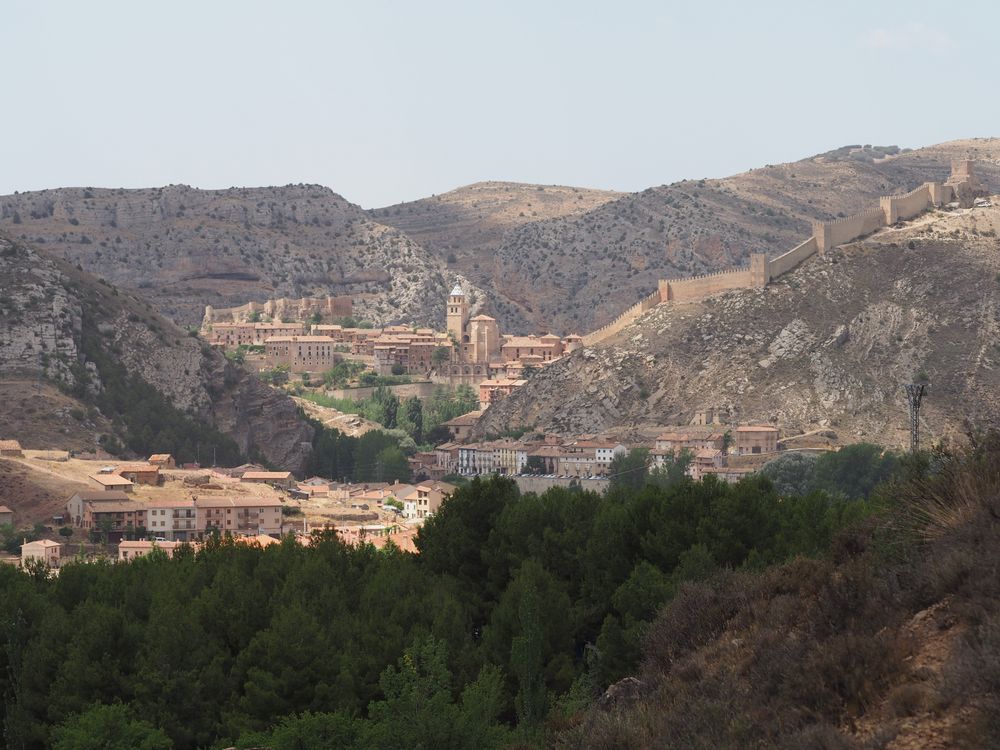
442,410,483,442
145,498,197,542
434,442,461,474
89,473,134,493
114,462,161,486
0,439,24,458
407,451,443,480
478,378,528,410
0,505,13,526
526,444,568,475
66,491,131,527
80,499,147,542
206,321,307,349
686,449,727,481
263,335,336,373
196,496,284,537
491,439,529,475
240,471,295,489
21,539,61,569
402,481,457,522
457,443,498,475
735,425,779,455
118,539,186,562
653,431,726,456
147,453,176,469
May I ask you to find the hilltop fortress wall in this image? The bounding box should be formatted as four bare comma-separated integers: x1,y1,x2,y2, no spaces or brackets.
659,267,755,303
580,160,985,346
203,295,353,326
581,290,661,346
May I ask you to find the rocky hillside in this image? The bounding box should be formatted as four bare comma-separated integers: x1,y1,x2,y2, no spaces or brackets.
0,184,479,327
381,140,1000,334
477,199,1000,449
0,233,312,470
369,180,621,283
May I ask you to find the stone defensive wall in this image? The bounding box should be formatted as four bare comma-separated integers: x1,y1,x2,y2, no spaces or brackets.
581,289,661,346
880,183,934,226
767,236,819,278
812,208,885,253
203,295,353,326
659,267,755,303
579,160,984,347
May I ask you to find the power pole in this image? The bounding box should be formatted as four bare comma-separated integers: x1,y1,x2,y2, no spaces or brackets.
903,383,927,452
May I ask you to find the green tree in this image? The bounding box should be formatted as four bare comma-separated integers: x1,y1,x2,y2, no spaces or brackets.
812,443,899,499
51,703,171,750
511,578,547,728
760,452,819,496
432,346,452,367
608,448,650,491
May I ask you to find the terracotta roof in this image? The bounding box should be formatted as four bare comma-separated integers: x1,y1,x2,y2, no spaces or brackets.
114,462,160,473
443,411,483,427
196,496,283,508
84,500,146,513
148,454,173,462
144,498,195,509
241,471,293,480
735,425,779,432
70,491,130,502
264,336,335,343
0,505,13,513
89,474,133,487
22,539,61,549
0,440,23,451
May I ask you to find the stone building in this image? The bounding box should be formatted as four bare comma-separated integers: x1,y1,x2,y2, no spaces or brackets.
263,336,336,373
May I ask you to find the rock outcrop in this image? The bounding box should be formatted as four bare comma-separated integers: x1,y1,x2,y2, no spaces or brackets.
0,233,312,470
0,184,483,328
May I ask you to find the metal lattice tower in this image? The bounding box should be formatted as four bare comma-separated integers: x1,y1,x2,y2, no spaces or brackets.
903,383,927,452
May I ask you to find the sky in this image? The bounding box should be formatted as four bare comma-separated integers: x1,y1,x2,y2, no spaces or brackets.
2,0,997,208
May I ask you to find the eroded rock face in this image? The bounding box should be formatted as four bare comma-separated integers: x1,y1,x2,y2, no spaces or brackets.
0,233,312,471
0,184,485,328
476,203,1000,448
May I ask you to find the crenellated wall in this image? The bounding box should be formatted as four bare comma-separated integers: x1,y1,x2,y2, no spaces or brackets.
578,161,985,347
880,184,932,225
813,208,885,253
581,290,661,346
660,268,755,303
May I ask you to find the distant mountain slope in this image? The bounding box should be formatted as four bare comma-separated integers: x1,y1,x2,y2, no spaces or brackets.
370,180,621,277
381,139,1000,334
0,184,478,327
0,232,312,470
476,199,1000,448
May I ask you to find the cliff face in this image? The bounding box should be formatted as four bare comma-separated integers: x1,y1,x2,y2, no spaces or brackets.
0,233,312,470
376,139,1000,334
0,184,480,328
476,200,1000,449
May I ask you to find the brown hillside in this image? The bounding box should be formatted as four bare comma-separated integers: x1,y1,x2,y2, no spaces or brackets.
0,184,479,327
369,180,621,277
477,198,1000,448
383,140,1000,334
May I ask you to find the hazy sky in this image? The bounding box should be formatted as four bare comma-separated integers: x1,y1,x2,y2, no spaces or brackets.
2,0,996,207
